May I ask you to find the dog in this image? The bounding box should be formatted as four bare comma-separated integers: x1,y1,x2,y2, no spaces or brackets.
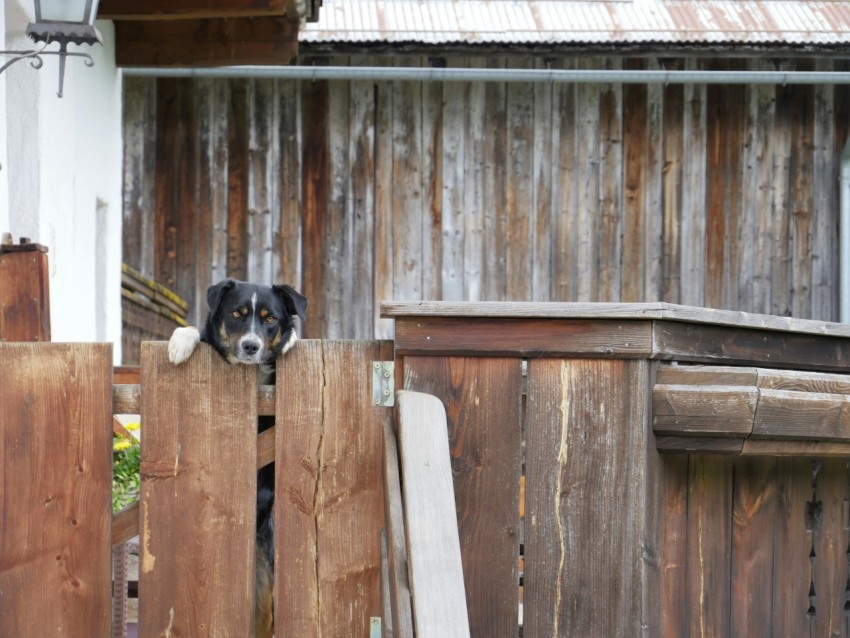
168,278,308,638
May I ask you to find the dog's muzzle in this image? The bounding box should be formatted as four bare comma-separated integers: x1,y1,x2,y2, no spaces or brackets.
235,334,265,363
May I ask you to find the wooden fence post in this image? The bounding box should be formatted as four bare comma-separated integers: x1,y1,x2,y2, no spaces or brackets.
0,234,51,342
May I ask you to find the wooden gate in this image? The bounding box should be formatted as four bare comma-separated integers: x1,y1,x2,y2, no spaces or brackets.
1,340,391,637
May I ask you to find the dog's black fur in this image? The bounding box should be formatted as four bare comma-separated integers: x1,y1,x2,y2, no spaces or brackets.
169,278,308,638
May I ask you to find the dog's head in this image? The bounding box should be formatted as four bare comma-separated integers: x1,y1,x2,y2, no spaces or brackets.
204,279,308,368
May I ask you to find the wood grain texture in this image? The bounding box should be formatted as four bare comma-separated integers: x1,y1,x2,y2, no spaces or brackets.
652,384,757,436
0,247,51,341
396,391,470,638
139,342,257,637
0,344,113,638
403,356,522,638
123,57,849,339
753,389,850,441
660,455,689,638
382,420,413,638
525,358,656,637
276,340,392,636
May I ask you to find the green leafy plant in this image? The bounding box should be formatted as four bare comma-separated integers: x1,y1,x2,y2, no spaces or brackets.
112,422,141,513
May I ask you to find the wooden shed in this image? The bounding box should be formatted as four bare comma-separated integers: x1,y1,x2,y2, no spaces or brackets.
120,0,850,359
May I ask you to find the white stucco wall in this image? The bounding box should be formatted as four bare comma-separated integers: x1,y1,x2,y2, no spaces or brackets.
3,1,122,362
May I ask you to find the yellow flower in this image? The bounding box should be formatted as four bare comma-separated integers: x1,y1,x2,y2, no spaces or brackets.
113,439,133,452
125,422,141,431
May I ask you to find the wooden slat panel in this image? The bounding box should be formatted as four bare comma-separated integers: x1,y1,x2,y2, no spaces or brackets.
680,60,706,308
275,340,323,635
441,60,466,302
741,439,850,457
525,358,655,636
531,58,553,302
598,64,623,303
403,356,522,638
464,59,486,302
227,79,250,281
660,456,689,638
770,458,814,637
661,61,684,303
686,456,733,638
278,76,303,289
656,436,744,455
139,343,257,637
730,457,777,637
0,344,112,637
622,59,648,303
277,340,391,636
756,367,850,394
655,365,758,387
396,390,470,638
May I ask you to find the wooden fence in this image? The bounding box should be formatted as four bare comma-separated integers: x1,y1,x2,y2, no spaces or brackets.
4,303,850,636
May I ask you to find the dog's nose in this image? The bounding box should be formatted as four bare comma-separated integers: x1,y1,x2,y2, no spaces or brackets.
243,342,260,356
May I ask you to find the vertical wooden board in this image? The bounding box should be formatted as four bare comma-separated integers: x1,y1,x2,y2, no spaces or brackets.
811,60,837,322
463,59,486,302
789,68,815,319
227,79,250,282
661,455,689,638
139,343,257,637
326,77,351,338
374,78,395,338
122,76,157,278
730,457,777,638
621,60,648,303
679,61,706,308
532,58,553,302
551,59,578,302
349,59,377,339
195,77,216,327
247,78,276,285
704,63,728,310
422,60,444,303
482,61,507,301
320,340,392,634
644,61,665,302
661,61,684,303
0,343,113,637
403,355,522,637
525,359,653,638
441,59,467,301
752,59,777,316
505,58,534,301
300,77,329,338
721,64,745,312
275,340,325,636
771,76,794,318
0,248,51,341
686,456,733,638
598,66,623,303
278,77,303,290
576,60,602,302
810,458,849,637
771,457,815,637
393,74,424,304
210,79,231,287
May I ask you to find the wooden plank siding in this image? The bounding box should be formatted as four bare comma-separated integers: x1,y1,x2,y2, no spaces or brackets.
122,56,847,344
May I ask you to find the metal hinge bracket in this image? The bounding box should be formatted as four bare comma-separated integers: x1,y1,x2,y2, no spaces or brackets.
372,361,394,407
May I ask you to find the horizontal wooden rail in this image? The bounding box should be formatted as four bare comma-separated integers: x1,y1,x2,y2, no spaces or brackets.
653,365,850,456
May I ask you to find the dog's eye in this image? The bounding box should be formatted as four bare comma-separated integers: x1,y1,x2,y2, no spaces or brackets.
232,310,242,319
265,315,276,324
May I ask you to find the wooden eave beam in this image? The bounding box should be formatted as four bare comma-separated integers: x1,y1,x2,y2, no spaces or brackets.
114,16,298,67
98,0,290,20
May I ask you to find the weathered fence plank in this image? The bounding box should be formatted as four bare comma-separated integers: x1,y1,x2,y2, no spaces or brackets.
524,358,656,637
139,342,257,637
403,355,522,638
0,343,112,637
276,340,392,636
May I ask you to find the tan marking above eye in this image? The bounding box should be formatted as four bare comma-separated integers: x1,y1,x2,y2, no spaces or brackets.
260,309,269,319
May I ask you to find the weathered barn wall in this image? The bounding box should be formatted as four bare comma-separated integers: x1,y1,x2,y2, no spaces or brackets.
122,56,850,340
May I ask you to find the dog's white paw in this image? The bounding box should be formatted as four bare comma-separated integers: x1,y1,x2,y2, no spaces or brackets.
168,326,201,364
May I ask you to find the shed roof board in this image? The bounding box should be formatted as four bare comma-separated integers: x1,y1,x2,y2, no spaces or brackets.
300,0,850,48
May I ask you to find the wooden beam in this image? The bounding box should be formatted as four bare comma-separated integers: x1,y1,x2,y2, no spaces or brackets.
115,17,298,67
99,0,291,20
652,384,757,437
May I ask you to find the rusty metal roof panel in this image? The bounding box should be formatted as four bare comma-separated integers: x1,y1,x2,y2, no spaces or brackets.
300,0,850,47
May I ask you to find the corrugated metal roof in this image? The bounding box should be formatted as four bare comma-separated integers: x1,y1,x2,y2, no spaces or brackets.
300,0,850,47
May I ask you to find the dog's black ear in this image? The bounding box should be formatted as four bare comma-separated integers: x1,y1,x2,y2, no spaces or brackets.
273,285,308,320
206,279,237,315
